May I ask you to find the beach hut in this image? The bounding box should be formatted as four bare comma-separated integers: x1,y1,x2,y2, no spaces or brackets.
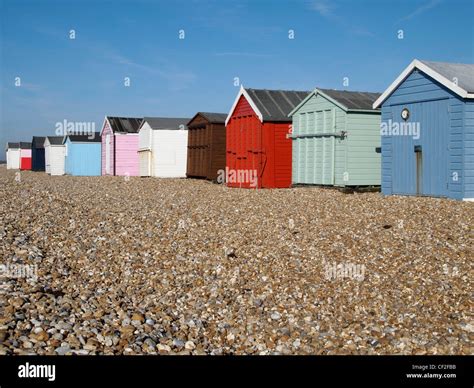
64,133,101,176
31,136,46,171
138,117,190,178
101,116,142,176
288,88,381,186
44,136,66,176
19,142,32,170
186,112,227,180
6,143,20,169
226,86,309,188
373,59,474,200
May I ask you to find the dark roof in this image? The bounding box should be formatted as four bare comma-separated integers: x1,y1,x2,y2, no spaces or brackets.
420,60,474,94
187,112,227,126
32,136,46,149
198,112,227,123
245,88,310,121
20,142,32,149
66,132,101,143
6,142,20,149
142,117,190,130
107,117,142,133
319,89,381,110
46,136,64,145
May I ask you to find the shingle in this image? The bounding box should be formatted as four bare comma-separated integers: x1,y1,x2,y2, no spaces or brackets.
143,117,190,130
319,89,381,110
107,117,143,133
32,136,46,149
246,89,310,121
420,60,474,94
20,142,32,149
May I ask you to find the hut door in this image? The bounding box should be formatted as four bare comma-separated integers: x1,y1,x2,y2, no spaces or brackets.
105,134,111,174
322,109,335,185
421,99,449,197
416,149,422,195
139,151,151,177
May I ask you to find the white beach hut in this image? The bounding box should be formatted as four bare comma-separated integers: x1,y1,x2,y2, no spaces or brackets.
44,136,65,176
138,117,189,178
6,142,20,169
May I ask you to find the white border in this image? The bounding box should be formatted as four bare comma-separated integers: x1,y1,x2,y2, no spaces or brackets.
99,116,112,136
225,85,264,126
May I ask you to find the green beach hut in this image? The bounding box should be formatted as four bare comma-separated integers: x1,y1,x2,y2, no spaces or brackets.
288,88,382,187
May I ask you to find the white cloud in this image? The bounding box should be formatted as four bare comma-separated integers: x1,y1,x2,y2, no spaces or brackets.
397,0,442,22
309,0,334,17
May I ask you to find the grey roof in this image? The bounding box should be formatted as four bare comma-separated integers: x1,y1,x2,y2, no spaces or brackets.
420,60,474,94
32,136,46,149
107,116,142,133
187,112,227,126
20,142,32,149
46,136,64,145
319,89,381,110
143,117,190,130
66,132,101,143
246,88,310,121
6,142,20,149
198,112,227,123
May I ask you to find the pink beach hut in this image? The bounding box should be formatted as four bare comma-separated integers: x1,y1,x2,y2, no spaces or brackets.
101,116,143,176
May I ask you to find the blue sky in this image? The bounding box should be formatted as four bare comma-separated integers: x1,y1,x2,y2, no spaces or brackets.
1,0,473,159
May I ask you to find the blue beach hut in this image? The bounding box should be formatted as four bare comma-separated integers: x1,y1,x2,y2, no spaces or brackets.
373,59,474,201
64,133,102,176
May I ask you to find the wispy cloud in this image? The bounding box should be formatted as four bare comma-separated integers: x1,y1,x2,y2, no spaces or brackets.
214,52,272,58
104,52,197,91
34,26,68,40
16,82,42,92
308,0,375,37
351,27,375,38
397,0,442,22
309,0,335,17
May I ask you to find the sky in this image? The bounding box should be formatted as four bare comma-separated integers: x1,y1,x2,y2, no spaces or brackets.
1,0,473,160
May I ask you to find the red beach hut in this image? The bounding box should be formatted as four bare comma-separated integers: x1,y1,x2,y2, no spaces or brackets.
225,86,309,188
19,142,32,170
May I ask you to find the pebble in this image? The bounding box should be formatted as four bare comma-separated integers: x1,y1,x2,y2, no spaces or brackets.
55,346,71,355
83,343,97,351
30,330,49,342
131,313,144,323
271,312,281,321
157,344,171,353
173,339,185,348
